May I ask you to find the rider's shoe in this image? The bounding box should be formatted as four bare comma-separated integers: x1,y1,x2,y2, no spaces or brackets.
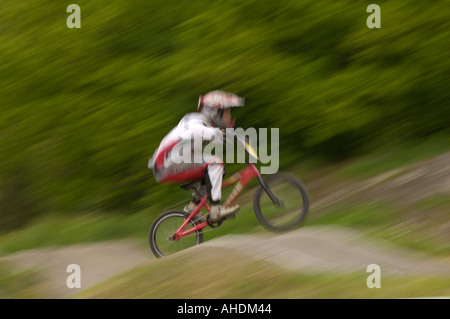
209,204,240,223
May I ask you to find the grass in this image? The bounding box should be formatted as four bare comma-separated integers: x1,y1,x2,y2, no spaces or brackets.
330,137,450,181
0,260,43,298
0,210,153,253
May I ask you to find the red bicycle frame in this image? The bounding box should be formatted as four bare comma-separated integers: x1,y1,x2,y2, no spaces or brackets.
170,163,261,240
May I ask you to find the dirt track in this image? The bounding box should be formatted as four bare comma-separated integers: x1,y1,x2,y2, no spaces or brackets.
2,152,450,298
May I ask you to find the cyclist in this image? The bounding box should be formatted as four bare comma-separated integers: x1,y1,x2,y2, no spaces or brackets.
148,90,245,222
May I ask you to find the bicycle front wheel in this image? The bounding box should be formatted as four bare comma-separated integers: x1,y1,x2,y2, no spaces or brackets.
149,210,203,258
253,172,309,232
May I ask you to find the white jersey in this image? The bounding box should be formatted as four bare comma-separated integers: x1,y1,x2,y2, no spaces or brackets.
149,113,223,169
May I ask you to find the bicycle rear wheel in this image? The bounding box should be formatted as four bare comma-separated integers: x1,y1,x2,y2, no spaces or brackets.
149,210,203,258
253,171,309,232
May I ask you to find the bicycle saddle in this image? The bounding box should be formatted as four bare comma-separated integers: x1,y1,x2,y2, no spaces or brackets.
179,179,202,191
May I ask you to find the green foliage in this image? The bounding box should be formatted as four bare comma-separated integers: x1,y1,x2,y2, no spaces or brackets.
0,0,449,231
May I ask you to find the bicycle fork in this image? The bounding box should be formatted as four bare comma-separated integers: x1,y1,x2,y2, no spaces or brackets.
256,175,283,207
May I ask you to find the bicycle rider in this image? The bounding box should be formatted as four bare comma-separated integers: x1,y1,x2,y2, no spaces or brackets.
148,90,245,222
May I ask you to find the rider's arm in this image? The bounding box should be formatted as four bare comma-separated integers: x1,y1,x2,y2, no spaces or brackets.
178,121,223,143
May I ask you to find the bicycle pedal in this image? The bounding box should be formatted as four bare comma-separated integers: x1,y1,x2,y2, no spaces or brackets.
225,212,238,220
206,215,223,228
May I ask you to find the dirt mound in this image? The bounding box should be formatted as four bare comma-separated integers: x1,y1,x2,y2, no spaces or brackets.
201,226,450,277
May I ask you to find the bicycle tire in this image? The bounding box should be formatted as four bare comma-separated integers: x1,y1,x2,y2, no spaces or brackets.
149,210,204,258
253,171,309,232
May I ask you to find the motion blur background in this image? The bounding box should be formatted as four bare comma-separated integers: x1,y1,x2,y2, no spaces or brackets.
1,0,449,231
1,1,450,297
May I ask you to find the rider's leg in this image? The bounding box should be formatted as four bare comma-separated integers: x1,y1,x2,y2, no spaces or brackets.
204,156,239,222
205,160,223,205
182,159,222,215
183,181,206,212
183,155,222,212
156,162,208,223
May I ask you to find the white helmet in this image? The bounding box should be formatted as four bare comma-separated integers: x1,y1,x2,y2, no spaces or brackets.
197,90,245,128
